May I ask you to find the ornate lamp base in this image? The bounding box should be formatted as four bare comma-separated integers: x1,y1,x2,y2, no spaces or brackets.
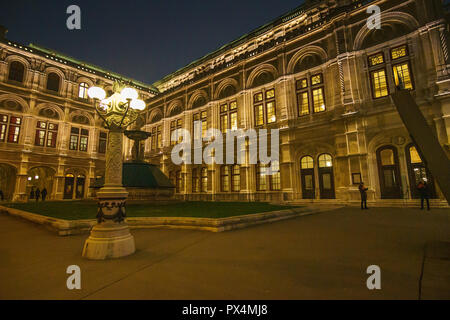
82,222,135,260
82,186,136,260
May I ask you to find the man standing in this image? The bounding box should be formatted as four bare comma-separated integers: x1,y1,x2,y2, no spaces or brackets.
35,188,41,203
41,187,47,202
417,180,431,211
358,182,369,210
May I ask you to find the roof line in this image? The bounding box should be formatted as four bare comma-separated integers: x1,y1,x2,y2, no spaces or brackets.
152,1,310,87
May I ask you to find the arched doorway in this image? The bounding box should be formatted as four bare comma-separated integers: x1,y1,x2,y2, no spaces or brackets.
27,167,55,200
0,164,17,200
376,146,402,199
318,154,335,199
405,144,436,199
64,172,86,199
300,156,315,199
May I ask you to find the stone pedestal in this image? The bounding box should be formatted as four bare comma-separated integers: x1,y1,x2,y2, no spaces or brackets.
82,129,136,260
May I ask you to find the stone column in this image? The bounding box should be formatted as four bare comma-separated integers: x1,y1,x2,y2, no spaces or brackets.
82,129,135,260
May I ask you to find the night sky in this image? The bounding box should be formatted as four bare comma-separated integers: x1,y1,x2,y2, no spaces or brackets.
1,0,305,85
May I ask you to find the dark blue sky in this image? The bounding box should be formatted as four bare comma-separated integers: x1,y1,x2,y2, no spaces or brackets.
1,0,305,85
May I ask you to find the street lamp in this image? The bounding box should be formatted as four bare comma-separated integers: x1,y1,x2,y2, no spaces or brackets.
82,82,146,260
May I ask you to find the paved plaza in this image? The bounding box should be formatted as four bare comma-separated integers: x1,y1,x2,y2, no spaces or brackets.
0,206,449,300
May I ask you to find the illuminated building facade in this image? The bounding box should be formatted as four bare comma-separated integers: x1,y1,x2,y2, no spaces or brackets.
0,0,449,205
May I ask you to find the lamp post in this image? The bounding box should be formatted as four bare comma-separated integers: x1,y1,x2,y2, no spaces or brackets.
82,82,146,260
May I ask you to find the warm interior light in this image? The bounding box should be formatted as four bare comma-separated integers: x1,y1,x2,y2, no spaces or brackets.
121,87,138,101
35,175,39,180
130,99,146,111
88,87,106,100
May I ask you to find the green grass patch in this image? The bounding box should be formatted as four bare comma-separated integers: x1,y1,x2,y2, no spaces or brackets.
3,201,298,220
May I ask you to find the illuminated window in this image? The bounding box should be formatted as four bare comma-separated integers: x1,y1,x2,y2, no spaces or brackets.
157,125,162,148
368,53,384,67
296,78,308,90
232,165,240,192
221,166,230,192
409,146,422,164
391,46,407,60
393,63,413,90
318,154,333,168
297,92,309,116
255,104,264,126
8,61,25,83
192,168,200,193
170,118,183,145
69,127,88,151
312,88,325,113
35,121,58,147
0,114,21,143
256,163,267,191
301,156,314,169
311,74,323,86
220,101,238,133
176,171,183,193
78,83,89,99
193,111,208,139
297,73,325,116
201,167,208,192
253,89,276,126
371,69,389,98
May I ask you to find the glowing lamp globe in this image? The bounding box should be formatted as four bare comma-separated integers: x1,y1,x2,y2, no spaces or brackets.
121,87,138,101
88,87,106,100
130,99,146,111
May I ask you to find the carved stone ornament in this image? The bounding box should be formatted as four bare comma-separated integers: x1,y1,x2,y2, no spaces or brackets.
96,199,127,223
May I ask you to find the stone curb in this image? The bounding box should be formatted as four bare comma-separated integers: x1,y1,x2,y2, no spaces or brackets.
0,205,342,236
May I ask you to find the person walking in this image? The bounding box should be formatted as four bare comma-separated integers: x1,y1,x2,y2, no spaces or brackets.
41,187,47,202
35,188,41,203
30,187,35,201
358,182,369,210
417,180,430,210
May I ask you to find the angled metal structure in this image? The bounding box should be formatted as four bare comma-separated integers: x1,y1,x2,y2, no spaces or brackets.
390,90,450,204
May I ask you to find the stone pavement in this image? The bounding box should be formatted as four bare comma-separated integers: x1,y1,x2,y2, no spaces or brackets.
0,206,449,300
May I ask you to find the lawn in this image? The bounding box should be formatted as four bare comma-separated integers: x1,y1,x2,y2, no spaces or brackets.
3,201,298,220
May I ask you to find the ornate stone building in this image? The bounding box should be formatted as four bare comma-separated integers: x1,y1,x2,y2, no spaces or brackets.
0,29,157,201
1,0,449,205
142,0,450,205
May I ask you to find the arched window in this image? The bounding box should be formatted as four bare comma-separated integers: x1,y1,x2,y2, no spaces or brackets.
201,167,208,193
8,61,25,83
301,156,314,169
318,154,333,168
46,73,60,92
78,82,89,99
376,146,402,199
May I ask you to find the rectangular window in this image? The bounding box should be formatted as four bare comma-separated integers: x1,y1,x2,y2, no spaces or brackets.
157,125,162,148
69,127,88,151
220,114,228,133
194,111,208,139
7,116,21,143
371,69,389,98
0,114,8,142
297,92,309,116
35,121,58,147
170,120,182,146
221,166,230,192
312,88,325,113
391,45,407,60
254,93,263,103
98,132,107,154
266,101,276,124
255,104,264,126
393,63,413,90
296,78,308,90
257,164,267,191
220,101,238,133
311,74,323,85
232,165,240,192
151,127,157,150
192,169,200,193
230,112,237,131
368,53,384,67
270,161,281,191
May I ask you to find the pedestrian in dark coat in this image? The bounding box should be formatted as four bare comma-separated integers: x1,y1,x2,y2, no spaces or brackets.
35,188,41,203
0,189,4,201
417,181,430,210
358,182,369,210
30,188,35,200
41,188,48,202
